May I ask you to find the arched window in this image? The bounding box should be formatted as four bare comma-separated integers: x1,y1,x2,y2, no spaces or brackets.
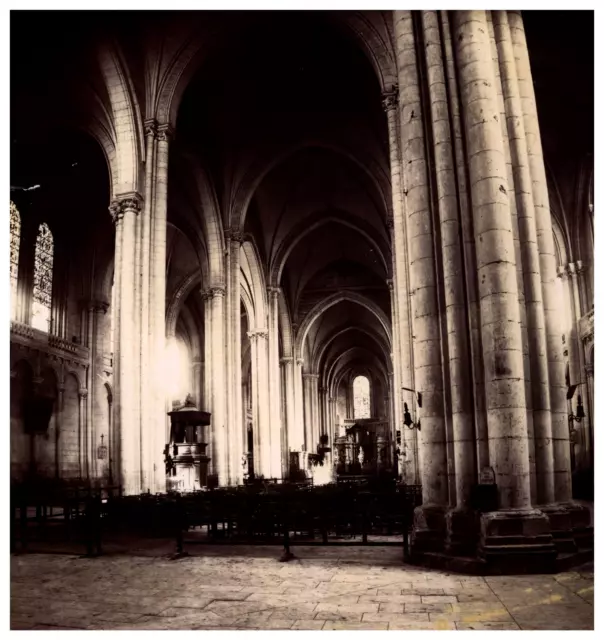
353,375,371,419
32,222,54,332
10,201,21,319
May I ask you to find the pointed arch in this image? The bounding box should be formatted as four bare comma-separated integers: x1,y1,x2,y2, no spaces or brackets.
241,238,268,330
270,210,390,286
295,291,392,358
97,43,144,195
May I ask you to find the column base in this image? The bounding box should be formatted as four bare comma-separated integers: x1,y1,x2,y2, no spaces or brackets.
478,509,557,573
562,501,593,551
410,504,447,554
539,504,577,554
445,506,479,556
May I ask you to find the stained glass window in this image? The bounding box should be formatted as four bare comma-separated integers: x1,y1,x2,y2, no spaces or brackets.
353,375,370,419
32,222,54,332
10,202,21,319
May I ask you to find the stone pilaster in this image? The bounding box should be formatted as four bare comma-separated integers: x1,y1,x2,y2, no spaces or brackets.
394,9,448,551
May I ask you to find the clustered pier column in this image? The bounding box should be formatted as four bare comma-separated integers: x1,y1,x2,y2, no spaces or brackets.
387,9,586,569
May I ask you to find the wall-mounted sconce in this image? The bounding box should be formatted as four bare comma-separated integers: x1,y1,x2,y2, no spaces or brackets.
569,394,586,425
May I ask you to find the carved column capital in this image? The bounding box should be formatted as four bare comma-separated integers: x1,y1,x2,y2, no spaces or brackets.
557,264,569,279
88,299,110,314
386,278,394,291
200,288,212,302
225,227,244,245
381,86,399,112
78,388,88,399
210,285,226,298
248,329,268,341
386,216,395,231
144,119,158,138
296,358,305,367
267,286,281,300
109,192,142,224
157,123,175,142
280,356,294,365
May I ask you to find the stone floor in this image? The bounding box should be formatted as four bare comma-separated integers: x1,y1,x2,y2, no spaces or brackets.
11,547,594,630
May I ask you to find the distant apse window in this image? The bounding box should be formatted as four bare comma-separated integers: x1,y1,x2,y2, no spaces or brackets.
10,201,20,319
32,222,54,332
353,375,370,419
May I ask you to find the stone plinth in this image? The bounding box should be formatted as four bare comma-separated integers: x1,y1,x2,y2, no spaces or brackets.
478,509,557,573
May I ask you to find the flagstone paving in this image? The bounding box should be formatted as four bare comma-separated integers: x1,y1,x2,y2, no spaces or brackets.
10,548,593,630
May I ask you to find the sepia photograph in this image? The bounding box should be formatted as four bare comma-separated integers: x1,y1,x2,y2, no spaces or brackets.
8,2,595,632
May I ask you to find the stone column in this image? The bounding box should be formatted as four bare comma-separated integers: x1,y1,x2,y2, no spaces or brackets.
311,375,320,451
303,373,314,453
140,121,156,489
383,92,416,479
421,13,477,548
87,300,110,482
267,287,282,479
249,329,270,478
394,10,448,550
109,194,142,495
508,12,571,505
493,10,554,508
453,11,558,567
294,358,305,451
78,388,88,480
201,290,215,475
210,286,228,485
149,124,172,494
440,11,490,472
454,11,530,509
386,278,403,440
249,331,260,475
229,232,243,485
281,356,297,461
